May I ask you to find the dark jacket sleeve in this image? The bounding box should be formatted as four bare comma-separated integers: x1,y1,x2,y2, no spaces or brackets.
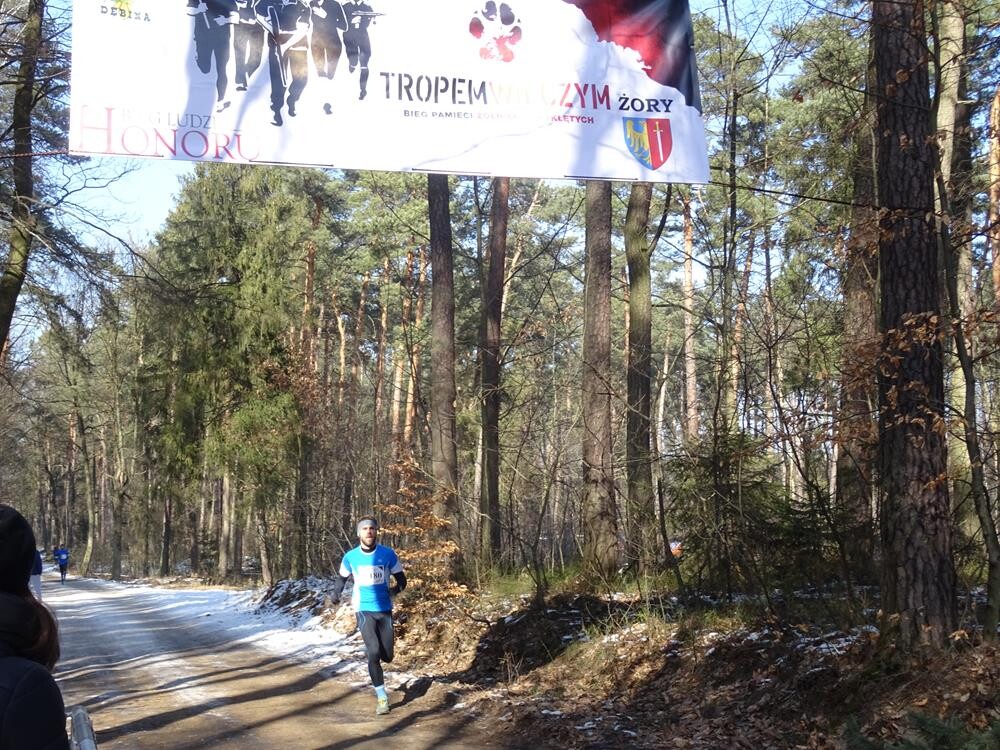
330,573,350,602
390,570,406,595
2,663,70,750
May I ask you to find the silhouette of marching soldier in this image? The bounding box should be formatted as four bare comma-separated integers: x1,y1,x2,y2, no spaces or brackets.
233,0,265,91
254,0,311,126
187,0,238,112
343,0,380,100
310,0,347,114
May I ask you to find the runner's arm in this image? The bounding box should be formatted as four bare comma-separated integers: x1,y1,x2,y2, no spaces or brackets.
331,572,351,602
389,571,406,596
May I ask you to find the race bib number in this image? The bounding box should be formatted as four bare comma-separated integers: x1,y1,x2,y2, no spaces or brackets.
355,565,385,586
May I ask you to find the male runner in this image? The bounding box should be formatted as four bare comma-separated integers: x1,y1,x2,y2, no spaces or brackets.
332,516,406,715
54,545,69,584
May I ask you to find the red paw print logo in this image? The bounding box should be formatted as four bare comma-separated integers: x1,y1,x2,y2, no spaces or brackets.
469,2,522,62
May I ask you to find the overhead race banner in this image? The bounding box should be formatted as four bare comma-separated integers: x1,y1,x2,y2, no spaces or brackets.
69,0,709,183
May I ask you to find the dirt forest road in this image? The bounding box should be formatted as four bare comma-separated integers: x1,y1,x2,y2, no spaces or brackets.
44,575,511,750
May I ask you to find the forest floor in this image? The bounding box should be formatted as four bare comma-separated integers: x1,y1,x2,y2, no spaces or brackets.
261,580,1000,749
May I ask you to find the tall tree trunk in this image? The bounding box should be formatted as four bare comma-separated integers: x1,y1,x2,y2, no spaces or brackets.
427,174,459,556
481,177,509,565
762,227,779,448
941,203,1000,637
582,180,618,579
989,84,1000,305
933,5,1000,635
390,248,414,476
718,85,740,430
217,468,232,577
731,235,755,434
403,248,428,453
336,273,370,541
0,0,42,353
333,292,347,406
874,0,956,649
836,41,879,584
143,446,154,577
291,208,320,578
682,195,700,443
292,434,309,579
625,183,655,572
257,508,273,588
933,0,972,520
372,258,391,497
188,504,200,575
42,438,56,549
232,502,243,577
77,409,97,577
110,484,124,580
65,417,77,547
159,491,173,576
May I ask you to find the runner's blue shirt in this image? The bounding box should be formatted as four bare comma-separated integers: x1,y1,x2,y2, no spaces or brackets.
339,544,403,612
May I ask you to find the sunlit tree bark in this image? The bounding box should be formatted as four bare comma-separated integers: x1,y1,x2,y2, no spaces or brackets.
874,0,956,649
582,180,618,578
625,183,655,571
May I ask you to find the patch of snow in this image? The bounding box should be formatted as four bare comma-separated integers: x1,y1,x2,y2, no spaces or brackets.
55,577,432,693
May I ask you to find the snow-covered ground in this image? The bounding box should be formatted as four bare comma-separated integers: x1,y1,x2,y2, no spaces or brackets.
48,571,414,692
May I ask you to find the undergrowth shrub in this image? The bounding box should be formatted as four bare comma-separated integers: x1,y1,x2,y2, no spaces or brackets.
844,713,1000,749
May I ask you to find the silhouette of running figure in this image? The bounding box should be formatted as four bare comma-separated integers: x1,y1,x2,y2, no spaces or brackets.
233,0,265,91
343,0,376,100
254,0,311,126
311,0,347,114
187,0,238,112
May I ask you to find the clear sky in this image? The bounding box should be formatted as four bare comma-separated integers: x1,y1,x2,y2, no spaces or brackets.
81,157,193,245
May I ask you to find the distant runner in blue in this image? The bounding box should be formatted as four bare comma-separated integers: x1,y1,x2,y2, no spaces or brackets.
54,546,69,584
331,516,406,716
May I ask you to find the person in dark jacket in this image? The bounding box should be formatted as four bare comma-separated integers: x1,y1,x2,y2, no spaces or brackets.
29,550,42,601
0,504,69,750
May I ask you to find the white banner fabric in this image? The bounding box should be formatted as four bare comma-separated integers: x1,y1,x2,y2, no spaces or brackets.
69,0,709,183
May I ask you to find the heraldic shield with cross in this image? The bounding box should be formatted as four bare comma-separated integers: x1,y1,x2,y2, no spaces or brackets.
623,117,674,171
